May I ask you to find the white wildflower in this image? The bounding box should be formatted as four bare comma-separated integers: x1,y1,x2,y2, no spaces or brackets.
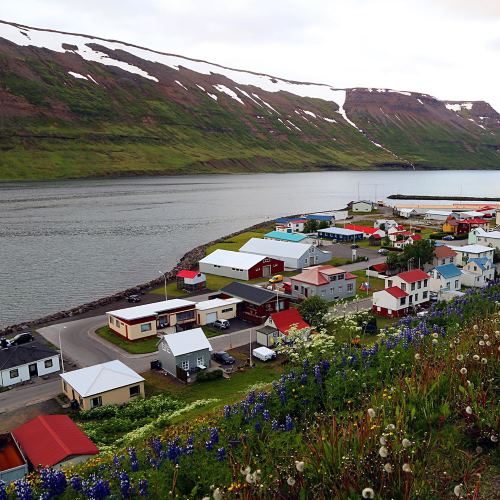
473,354,480,361
383,463,393,473
295,461,305,472
432,332,439,339
414,353,421,360
491,434,498,443
486,341,491,346
287,477,296,486
481,358,487,365
473,324,478,330
479,340,485,346
456,354,464,361
432,338,438,345
240,466,251,476
483,333,489,340
460,367,467,375
213,488,223,500
465,406,473,415
245,473,255,484
402,463,412,473
379,436,387,446
387,423,395,431
367,408,376,418
362,487,375,499
453,484,464,497
402,438,411,448
379,446,388,458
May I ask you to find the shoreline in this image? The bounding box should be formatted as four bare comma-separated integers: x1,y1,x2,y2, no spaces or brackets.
0,219,278,335
389,194,500,202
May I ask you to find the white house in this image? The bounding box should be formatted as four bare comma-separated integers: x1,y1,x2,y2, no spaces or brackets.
449,244,495,266
429,263,462,293
468,227,500,250
375,219,398,230
195,298,241,325
239,238,331,269
424,210,453,222
372,286,410,318
384,269,430,308
496,210,500,226
398,208,417,218
0,343,60,388
351,200,375,213
199,249,284,280
461,258,495,288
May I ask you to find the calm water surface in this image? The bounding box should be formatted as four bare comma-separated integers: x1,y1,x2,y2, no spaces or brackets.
1,170,499,327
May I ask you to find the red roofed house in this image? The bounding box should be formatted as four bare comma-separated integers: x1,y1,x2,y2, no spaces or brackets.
366,262,389,278
257,308,311,347
12,415,98,470
176,270,206,292
443,216,488,235
372,269,430,317
394,233,422,249
426,245,457,271
345,224,386,238
289,265,356,301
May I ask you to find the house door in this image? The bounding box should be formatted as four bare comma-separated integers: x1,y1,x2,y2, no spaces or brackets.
309,256,315,265
28,363,38,377
262,265,272,277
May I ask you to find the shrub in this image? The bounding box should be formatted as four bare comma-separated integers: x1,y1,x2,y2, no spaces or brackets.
197,369,223,382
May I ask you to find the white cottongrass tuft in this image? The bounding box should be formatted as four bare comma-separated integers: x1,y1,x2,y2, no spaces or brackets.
453,484,464,497
287,477,296,486
465,406,473,415
367,408,376,418
387,423,395,431
383,463,393,473
432,332,439,338
481,357,487,364
240,466,251,476
460,367,467,375
402,438,411,448
479,340,485,346
379,446,388,458
473,354,480,361
456,354,463,361
379,436,387,446
295,461,305,472
362,487,375,499
402,463,412,472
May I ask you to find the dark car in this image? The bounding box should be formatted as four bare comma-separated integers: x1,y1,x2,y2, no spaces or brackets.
351,244,359,249
212,351,236,365
9,332,34,346
127,294,142,303
213,319,230,330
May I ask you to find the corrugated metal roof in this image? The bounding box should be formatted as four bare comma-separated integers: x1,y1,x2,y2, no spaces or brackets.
265,231,307,242
240,238,312,259
221,282,276,305
433,263,462,279
107,299,195,321
195,298,242,311
199,249,266,270
318,227,363,236
161,328,212,356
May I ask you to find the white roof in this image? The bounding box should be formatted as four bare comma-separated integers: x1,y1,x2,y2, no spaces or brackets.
399,208,416,213
161,328,212,356
353,200,373,205
318,227,363,236
195,297,242,311
240,238,311,259
450,244,494,254
476,229,500,239
60,360,144,397
199,249,265,269
425,210,453,216
253,346,275,355
107,299,194,321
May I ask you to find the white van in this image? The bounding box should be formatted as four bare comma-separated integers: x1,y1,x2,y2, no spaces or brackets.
252,346,277,362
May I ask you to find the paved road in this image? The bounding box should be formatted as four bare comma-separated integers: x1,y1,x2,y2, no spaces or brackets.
329,296,373,316
0,378,61,414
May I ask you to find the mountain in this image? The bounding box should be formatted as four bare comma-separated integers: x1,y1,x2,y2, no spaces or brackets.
0,20,499,180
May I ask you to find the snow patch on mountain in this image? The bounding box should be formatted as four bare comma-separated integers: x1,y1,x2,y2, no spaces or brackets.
68,71,88,80
175,80,188,90
446,102,473,112
213,84,245,105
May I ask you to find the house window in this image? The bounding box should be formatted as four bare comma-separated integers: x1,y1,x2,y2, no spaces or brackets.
221,307,233,313
115,320,121,328
401,283,406,291
129,385,141,397
44,359,53,369
110,317,114,325
446,282,450,289
141,323,152,333
400,297,406,305
423,291,428,299
181,360,189,371
347,283,353,292
424,279,428,287
377,307,381,312
197,356,205,367
294,285,299,290
63,381,67,392
177,310,195,322
330,275,337,281
415,293,418,301
417,281,421,289
90,396,102,408
339,285,343,291
9,369,19,379
387,280,393,287
411,283,415,291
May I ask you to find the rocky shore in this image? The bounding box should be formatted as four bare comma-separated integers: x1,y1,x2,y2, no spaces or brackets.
0,220,274,335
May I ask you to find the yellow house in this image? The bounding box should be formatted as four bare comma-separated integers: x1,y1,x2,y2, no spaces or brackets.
60,360,145,410
107,299,197,341
195,298,241,325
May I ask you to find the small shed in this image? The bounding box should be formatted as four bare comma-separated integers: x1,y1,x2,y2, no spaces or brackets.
158,328,213,381
176,270,206,291
351,200,374,213
0,433,28,483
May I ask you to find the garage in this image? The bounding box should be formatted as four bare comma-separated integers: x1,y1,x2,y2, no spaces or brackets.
205,312,217,324
195,298,241,325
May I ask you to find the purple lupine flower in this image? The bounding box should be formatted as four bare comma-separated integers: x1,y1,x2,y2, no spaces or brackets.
209,427,219,444
216,447,226,461
88,478,111,500
205,440,213,452
150,437,162,457
119,471,131,499
314,364,322,384
247,391,256,404
263,409,270,421
271,419,279,430
255,421,262,433
138,478,148,497
14,479,33,500
223,405,231,419
300,372,308,384
70,474,83,492
284,415,293,431
0,481,7,500
128,447,139,472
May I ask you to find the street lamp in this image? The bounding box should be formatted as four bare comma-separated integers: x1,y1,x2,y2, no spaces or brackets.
58,325,67,373
158,271,167,301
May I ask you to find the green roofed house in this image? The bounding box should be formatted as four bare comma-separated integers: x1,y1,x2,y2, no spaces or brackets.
264,231,309,243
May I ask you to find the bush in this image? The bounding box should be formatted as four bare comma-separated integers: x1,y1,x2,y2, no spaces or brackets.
197,369,223,382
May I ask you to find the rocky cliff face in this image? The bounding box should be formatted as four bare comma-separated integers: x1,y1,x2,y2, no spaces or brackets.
0,20,499,180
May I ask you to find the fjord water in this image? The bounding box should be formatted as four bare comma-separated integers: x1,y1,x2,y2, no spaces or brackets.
1,170,499,328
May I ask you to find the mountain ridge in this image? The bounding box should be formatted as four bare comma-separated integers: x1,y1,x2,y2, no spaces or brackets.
0,19,499,180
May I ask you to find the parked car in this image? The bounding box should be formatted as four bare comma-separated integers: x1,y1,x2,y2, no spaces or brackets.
252,346,277,362
378,248,389,255
269,275,284,284
442,235,454,241
213,319,230,330
350,243,359,249
212,351,236,365
0,337,9,349
9,332,34,346
127,294,141,303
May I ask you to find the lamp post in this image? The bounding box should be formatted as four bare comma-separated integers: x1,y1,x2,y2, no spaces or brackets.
249,328,253,368
58,325,67,373
159,271,167,301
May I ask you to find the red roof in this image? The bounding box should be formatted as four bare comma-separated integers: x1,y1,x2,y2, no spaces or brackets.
409,234,422,240
176,270,200,279
289,219,308,223
371,263,389,273
397,269,430,283
345,224,379,235
370,234,382,239
270,308,310,334
345,272,357,280
434,246,457,259
385,286,408,298
460,218,488,225
12,415,98,467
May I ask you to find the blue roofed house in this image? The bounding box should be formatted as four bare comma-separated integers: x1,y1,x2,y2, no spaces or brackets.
461,258,495,288
429,263,462,294
317,227,364,242
302,214,334,225
264,231,309,243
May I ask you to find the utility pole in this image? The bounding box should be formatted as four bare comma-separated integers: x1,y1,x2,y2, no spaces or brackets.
58,325,67,373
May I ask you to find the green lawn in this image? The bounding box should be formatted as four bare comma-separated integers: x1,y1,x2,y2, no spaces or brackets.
201,325,227,338
351,270,385,296
205,227,273,254
325,256,352,266
95,326,159,354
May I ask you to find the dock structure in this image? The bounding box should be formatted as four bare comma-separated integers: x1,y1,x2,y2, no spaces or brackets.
393,203,500,210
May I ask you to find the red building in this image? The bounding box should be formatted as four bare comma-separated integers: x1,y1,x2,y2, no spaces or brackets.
176,270,206,292
220,282,290,324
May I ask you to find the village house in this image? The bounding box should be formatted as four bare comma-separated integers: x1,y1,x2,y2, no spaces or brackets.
385,269,430,308
199,249,284,280
256,308,310,347
449,244,495,266
366,262,390,278
461,258,495,288
60,360,145,410
424,210,453,222
469,227,500,250
0,343,60,388
274,218,308,233
397,208,417,218
11,415,98,470
220,282,290,324
424,245,457,271
195,297,241,325
345,224,386,238
317,227,364,243
302,213,334,225
264,231,310,243
372,286,410,318
351,200,375,213
393,233,422,249
107,299,197,339
289,265,356,301
157,328,212,381
429,263,463,294
239,238,331,269
442,216,489,235
175,270,206,292
453,210,485,220
374,219,398,230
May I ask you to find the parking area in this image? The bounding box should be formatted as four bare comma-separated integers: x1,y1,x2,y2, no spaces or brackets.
319,242,381,260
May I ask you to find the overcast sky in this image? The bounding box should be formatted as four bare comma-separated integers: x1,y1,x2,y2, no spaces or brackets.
2,0,500,110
